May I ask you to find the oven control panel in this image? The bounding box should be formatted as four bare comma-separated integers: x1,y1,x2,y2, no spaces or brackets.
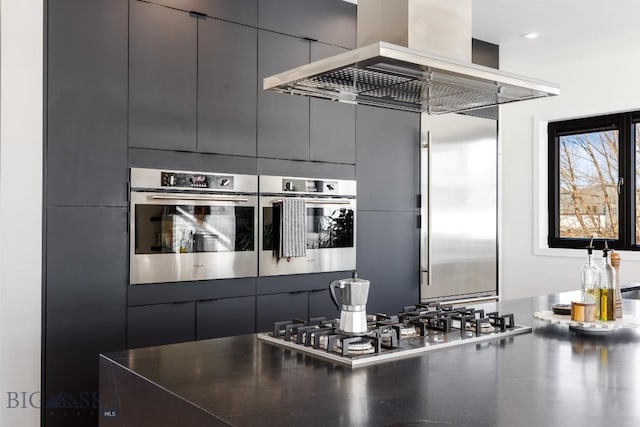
282,178,338,194
161,172,234,190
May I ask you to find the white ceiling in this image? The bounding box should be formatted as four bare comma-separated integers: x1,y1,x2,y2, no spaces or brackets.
343,0,640,69
472,0,640,65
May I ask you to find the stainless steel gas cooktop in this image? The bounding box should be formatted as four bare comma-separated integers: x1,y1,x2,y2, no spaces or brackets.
258,303,532,368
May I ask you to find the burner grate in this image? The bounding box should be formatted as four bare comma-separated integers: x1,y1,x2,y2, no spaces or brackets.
261,305,529,367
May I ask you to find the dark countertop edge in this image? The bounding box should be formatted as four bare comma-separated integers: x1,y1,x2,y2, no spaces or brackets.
99,354,232,425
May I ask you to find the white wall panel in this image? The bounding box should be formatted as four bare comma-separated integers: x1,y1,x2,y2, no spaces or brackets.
0,0,43,424
499,45,640,299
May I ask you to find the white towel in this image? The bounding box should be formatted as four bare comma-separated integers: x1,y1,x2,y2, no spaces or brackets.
279,197,307,258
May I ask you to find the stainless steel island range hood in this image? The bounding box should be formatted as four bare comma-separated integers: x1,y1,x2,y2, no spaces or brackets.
264,0,559,114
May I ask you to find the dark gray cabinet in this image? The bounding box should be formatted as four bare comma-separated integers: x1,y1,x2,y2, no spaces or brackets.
146,0,258,26
196,296,256,339
127,302,196,348
47,0,128,207
356,211,420,313
258,0,356,48
198,18,257,156
310,99,356,164
256,292,308,332
129,1,197,151
45,206,127,424
309,41,355,164
257,30,310,161
309,289,339,320
257,34,357,163
356,106,421,211
130,1,258,156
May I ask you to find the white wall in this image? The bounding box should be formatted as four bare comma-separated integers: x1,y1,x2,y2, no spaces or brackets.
499,44,640,300
0,0,43,425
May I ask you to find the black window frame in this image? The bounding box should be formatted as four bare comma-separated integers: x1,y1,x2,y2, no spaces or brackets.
548,111,637,250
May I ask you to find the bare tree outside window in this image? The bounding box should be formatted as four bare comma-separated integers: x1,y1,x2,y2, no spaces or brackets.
558,130,618,239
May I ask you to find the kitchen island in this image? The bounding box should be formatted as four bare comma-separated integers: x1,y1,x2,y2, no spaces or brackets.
99,292,640,426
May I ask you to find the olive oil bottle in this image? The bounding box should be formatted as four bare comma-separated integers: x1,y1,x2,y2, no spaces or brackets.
581,240,600,308
599,245,616,321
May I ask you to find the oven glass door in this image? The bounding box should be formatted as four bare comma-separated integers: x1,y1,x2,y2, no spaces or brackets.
262,204,354,251
259,198,356,276
135,204,254,254
130,192,257,284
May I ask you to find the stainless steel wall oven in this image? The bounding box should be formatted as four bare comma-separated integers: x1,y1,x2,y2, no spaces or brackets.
259,175,356,276
129,168,258,284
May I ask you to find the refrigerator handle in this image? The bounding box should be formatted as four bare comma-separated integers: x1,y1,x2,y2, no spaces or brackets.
421,131,431,286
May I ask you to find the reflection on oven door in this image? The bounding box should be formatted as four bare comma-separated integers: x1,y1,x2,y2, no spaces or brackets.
259,200,357,276
130,194,258,284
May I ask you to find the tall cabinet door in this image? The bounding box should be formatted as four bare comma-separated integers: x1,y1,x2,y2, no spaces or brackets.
420,114,498,301
257,30,310,160
198,18,257,156
129,1,197,151
309,43,356,164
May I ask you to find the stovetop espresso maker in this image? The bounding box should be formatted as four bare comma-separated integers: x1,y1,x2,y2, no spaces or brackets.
330,272,370,335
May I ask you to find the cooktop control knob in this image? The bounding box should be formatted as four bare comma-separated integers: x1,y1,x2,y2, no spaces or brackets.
326,183,335,191
284,181,293,191
220,178,230,187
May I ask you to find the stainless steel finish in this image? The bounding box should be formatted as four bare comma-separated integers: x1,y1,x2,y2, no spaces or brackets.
257,324,532,368
357,0,471,61
130,191,258,284
130,167,257,193
342,304,366,311
271,198,353,205
258,244,357,276
149,194,249,203
434,295,499,306
259,175,357,277
330,274,370,335
420,114,498,301
129,168,258,285
260,175,357,196
420,129,432,287
263,0,559,115
264,42,559,115
264,0,557,115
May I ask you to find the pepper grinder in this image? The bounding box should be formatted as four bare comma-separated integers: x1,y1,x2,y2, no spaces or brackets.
611,251,623,319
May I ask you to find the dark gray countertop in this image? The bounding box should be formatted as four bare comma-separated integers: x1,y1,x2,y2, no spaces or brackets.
101,292,640,427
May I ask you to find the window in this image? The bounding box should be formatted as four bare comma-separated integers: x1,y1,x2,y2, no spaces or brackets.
548,112,640,249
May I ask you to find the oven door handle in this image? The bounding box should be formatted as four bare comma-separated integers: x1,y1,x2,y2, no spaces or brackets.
149,194,250,203
271,198,353,205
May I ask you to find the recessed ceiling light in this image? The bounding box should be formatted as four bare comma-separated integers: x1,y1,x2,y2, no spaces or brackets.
522,32,541,39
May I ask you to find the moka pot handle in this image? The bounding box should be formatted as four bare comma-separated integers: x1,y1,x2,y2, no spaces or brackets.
329,280,343,310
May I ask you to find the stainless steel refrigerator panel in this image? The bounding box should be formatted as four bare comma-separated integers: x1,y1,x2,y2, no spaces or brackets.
421,113,497,301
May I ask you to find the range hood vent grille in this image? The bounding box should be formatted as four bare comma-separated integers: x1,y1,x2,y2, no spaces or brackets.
264,42,559,114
